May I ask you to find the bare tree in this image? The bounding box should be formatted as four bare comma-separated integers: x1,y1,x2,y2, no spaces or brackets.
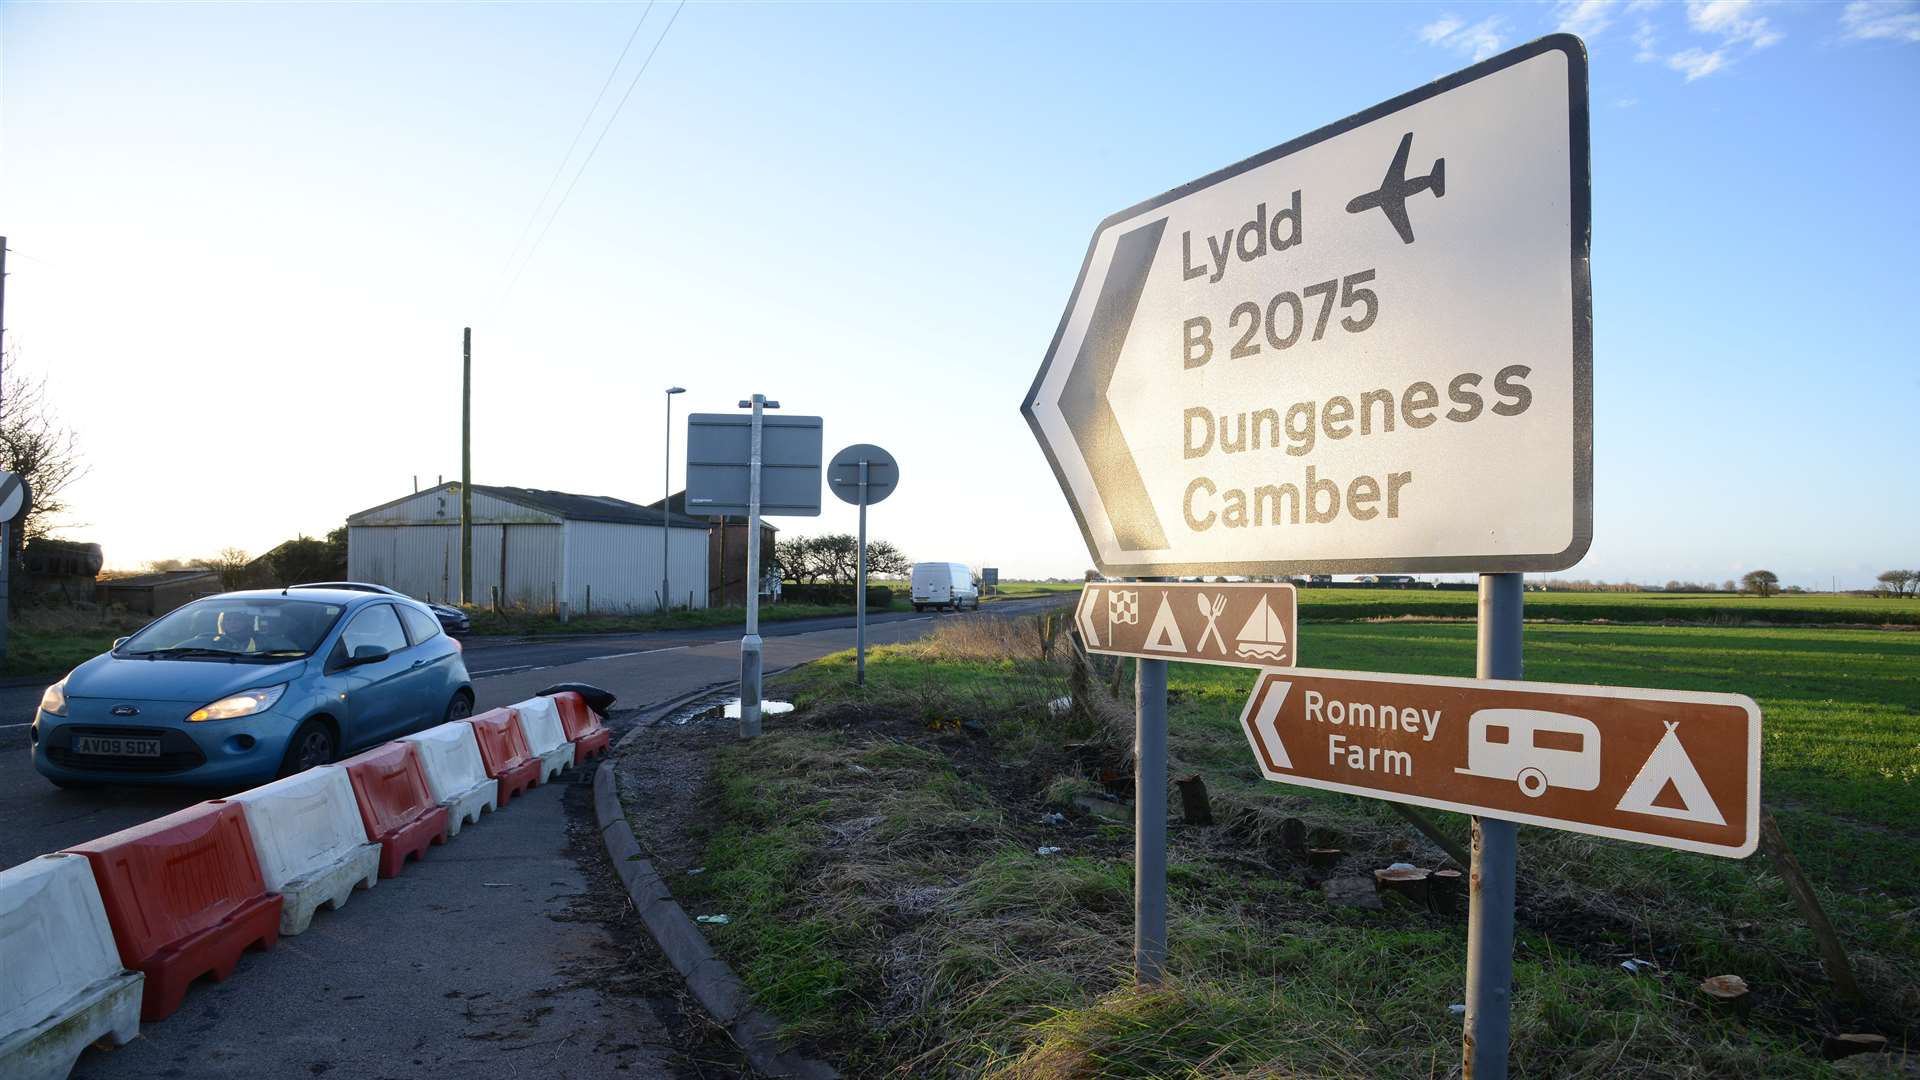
1741,570,1780,598
1877,570,1905,598
211,547,254,590
0,365,87,542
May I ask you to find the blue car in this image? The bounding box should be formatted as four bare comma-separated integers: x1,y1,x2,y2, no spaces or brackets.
31,588,474,788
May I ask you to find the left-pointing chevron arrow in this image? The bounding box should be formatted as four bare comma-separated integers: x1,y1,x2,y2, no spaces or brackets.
1023,218,1169,560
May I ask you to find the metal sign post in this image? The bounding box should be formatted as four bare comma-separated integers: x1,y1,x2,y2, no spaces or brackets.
739,395,770,738
1134,590,1168,986
828,444,899,689
1465,572,1522,1080
686,404,825,739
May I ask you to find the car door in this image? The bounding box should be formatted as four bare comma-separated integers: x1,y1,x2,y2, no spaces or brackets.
395,604,459,732
331,603,417,749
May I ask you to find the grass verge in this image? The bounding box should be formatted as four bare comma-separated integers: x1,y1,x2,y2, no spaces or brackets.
674,614,1917,1077
3,607,153,678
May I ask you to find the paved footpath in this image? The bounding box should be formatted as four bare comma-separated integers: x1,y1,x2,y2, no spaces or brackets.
57,606,1049,1078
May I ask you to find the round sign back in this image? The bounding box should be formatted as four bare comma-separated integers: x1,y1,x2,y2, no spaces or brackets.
827,444,899,506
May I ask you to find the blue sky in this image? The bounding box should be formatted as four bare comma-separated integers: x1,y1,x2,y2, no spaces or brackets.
2,0,1915,587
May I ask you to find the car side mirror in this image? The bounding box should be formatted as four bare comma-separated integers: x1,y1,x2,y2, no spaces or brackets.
348,644,390,665
113,637,130,650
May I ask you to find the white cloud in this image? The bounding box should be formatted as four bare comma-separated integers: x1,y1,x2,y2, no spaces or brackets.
1666,46,1732,78
1633,20,1661,59
1418,14,1507,60
1615,96,1640,107
1556,0,1618,36
1625,0,1662,11
1840,0,1920,42
1420,14,1466,44
1686,0,1783,48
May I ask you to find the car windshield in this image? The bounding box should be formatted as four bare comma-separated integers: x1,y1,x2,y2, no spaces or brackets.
119,597,346,660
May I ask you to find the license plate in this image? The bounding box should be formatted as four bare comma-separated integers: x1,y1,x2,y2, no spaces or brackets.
74,735,161,757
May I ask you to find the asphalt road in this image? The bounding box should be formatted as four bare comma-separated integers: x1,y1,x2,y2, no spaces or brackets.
0,600,1054,869
3,597,1064,1078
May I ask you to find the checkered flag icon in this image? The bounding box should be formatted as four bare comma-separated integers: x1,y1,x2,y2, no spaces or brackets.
1108,590,1139,625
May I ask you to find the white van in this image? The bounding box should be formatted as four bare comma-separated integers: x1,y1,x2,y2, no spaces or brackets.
911,562,978,612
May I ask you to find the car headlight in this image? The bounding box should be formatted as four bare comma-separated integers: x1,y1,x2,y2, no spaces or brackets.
187,684,287,723
38,678,68,717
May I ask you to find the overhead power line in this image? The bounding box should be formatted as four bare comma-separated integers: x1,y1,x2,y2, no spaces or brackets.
495,0,688,310
489,3,657,304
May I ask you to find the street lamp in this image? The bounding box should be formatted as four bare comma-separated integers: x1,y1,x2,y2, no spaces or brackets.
663,386,685,611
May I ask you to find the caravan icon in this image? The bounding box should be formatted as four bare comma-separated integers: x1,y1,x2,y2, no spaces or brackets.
1455,709,1601,799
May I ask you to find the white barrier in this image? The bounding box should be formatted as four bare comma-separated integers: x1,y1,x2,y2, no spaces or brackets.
0,853,143,1080
400,722,498,836
513,696,574,784
231,767,381,935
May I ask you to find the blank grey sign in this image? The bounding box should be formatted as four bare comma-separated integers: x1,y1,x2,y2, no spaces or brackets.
685,413,823,518
827,444,898,506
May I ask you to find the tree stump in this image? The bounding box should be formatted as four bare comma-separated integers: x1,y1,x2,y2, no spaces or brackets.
1698,974,1751,1017
1821,1034,1887,1061
1428,868,1463,915
1374,867,1431,908
1280,817,1308,857
1307,847,1343,870
1175,774,1214,826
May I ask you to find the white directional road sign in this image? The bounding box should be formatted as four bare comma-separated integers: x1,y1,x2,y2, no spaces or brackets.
1023,36,1592,577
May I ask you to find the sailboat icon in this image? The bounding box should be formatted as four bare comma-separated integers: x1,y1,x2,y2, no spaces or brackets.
1234,595,1290,662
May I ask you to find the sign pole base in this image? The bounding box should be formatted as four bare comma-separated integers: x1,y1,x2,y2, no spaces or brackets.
1464,571,1523,1079
740,634,764,738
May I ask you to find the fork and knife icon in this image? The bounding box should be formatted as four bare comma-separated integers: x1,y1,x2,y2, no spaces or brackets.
1196,593,1228,654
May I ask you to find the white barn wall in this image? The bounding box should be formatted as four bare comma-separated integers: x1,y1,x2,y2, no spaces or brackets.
348,485,709,614
564,521,708,614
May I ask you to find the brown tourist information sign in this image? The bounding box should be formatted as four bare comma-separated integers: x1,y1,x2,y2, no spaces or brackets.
1075,581,1298,669
1238,667,1761,857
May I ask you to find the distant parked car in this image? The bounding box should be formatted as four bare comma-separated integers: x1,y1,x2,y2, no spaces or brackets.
31,588,473,789
912,562,979,612
290,581,470,635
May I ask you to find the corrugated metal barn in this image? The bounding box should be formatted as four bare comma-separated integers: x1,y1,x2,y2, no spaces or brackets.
346,484,712,613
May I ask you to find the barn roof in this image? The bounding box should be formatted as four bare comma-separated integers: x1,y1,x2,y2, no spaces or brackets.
347,483,710,529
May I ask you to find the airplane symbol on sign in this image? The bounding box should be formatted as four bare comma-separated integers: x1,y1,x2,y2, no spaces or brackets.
1345,131,1446,245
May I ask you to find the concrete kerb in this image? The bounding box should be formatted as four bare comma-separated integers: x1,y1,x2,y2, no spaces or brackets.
594,680,839,1080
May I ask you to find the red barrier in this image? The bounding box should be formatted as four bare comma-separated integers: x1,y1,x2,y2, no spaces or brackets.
337,742,450,878
466,708,541,806
63,801,283,1021
552,691,613,766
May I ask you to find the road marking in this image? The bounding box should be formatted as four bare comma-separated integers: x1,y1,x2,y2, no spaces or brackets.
580,646,689,662
0,721,32,730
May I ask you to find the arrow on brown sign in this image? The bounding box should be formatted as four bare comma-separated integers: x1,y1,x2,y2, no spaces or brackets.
1238,667,1761,857
1076,581,1297,669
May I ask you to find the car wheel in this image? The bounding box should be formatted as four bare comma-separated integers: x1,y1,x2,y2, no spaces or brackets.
913,604,923,613
279,720,337,778
445,690,475,722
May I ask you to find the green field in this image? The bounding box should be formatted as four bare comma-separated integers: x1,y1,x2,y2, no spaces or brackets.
664,612,1918,1077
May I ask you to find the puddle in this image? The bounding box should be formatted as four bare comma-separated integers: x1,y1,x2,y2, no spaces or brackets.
661,695,796,726
721,698,794,719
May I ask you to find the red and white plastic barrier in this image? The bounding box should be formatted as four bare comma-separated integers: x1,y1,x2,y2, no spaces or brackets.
230,767,381,934
336,742,450,879
3,691,614,1075
467,707,541,806
63,801,283,1021
511,696,575,784
551,691,613,766
400,721,498,836
0,854,143,1080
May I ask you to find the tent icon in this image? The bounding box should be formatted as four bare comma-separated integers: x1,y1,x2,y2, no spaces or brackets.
1615,721,1725,827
